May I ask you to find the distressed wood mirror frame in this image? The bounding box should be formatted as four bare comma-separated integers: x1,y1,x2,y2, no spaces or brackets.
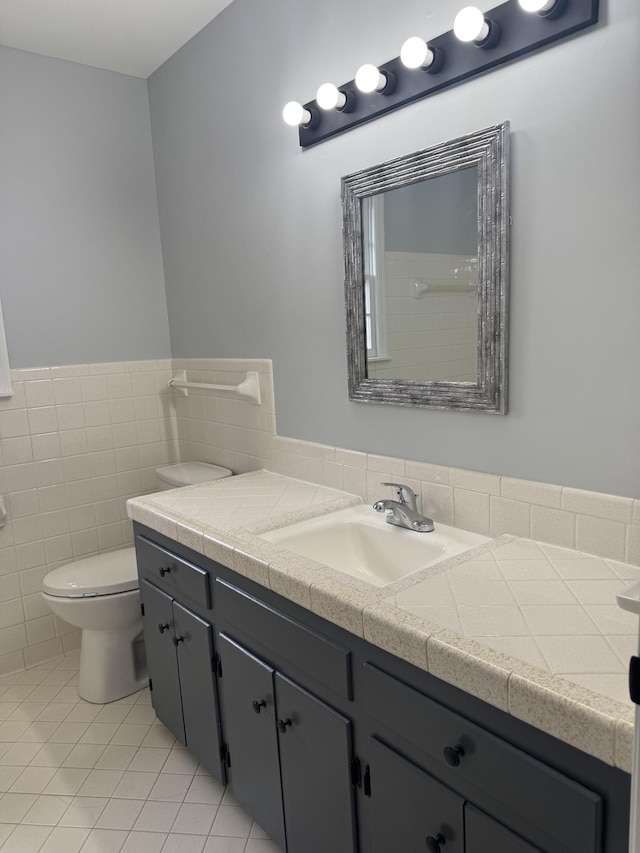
342,121,510,414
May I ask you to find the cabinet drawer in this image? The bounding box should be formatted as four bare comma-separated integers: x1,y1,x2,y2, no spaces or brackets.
216,579,352,699
136,535,211,609
364,663,602,853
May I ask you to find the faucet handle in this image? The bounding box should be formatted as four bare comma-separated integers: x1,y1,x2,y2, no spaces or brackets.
381,482,418,510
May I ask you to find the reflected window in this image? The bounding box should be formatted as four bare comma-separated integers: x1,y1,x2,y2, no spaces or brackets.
362,195,388,363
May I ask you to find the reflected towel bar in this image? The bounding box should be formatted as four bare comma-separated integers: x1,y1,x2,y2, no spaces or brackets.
168,370,261,405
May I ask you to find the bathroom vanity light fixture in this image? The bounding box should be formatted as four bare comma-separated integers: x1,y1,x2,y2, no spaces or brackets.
283,0,598,147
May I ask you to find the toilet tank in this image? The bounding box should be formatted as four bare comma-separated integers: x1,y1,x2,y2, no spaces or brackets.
155,462,233,490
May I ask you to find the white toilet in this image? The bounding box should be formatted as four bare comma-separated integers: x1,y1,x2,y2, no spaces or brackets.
42,461,233,704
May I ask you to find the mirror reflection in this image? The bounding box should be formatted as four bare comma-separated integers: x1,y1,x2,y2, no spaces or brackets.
363,167,479,383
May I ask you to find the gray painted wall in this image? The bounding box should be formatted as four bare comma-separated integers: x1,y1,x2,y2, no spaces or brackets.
0,47,170,368
148,0,637,499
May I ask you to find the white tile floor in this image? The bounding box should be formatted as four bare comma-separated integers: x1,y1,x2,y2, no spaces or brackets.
0,653,281,853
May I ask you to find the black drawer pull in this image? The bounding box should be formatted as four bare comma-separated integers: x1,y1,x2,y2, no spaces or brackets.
252,700,267,714
277,718,292,733
425,833,446,852
443,744,465,767
158,623,170,634
173,636,185,646
159,566,172,577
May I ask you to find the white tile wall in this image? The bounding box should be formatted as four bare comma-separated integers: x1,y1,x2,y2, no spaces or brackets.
3,354,639,678
369,252,477,381
0,362,179,674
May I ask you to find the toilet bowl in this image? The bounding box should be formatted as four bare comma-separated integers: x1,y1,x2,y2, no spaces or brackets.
42,461,233,703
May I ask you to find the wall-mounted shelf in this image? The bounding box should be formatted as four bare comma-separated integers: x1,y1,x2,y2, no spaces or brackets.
168,370,262,405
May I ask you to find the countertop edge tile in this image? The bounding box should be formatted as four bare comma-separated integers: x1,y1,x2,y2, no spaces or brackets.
363,601,440,672
267,553,326,610
426,630,511,712
615,718,635,773
508,672,618,766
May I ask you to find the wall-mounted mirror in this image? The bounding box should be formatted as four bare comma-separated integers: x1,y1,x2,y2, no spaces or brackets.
341,122,509,414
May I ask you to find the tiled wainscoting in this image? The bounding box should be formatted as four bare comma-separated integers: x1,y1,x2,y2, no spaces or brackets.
173,358,639,569
0,653,277,853
0,361,180,674
1,355,639,677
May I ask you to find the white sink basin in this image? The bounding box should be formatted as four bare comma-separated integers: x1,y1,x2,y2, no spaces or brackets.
260,504,490,587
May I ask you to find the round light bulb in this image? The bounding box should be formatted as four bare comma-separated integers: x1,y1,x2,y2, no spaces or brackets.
355,63,386,94
453,6,489,42
316,83,346,111
282,101,310,127
518,0,556,10
400,37,434,70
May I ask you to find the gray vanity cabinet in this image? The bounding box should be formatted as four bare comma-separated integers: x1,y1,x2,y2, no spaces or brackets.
134,525,630,853
464,806,543,853
217,632,358,853
367,736,464,853
365,735,544,852
139,578,225,784
216,633,286,850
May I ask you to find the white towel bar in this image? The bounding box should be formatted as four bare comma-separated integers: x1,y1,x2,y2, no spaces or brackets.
168,370,261,404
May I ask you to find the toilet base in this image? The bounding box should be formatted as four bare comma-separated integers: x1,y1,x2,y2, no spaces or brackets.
78,620,148,704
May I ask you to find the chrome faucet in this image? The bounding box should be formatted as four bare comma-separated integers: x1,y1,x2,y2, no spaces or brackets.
373,482,434,533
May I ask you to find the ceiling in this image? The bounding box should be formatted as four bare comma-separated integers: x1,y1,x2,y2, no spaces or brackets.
0,0,234,78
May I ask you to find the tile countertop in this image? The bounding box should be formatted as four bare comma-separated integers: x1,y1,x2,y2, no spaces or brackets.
126,470,640,774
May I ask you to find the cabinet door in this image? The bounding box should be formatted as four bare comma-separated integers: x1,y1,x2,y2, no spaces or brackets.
275,673,357,853
217,634,286,851
368,737,464,853
465,804,543,852
173,602,225,785
139,580,185,744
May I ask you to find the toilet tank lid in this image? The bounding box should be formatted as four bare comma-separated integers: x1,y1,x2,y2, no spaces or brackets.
43,548,138,598
156,462,233,486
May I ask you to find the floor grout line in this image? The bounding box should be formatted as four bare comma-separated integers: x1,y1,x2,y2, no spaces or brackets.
0,653,279,853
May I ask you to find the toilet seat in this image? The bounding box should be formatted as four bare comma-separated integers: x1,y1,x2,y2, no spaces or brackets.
43,548,138,598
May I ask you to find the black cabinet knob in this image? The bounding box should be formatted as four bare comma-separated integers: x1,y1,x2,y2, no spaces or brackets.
158,623,170,633
252,700,267,714
173,636,184,646
277,718,292,733
425,833,446,852
159,566,172,576
443,744,465,767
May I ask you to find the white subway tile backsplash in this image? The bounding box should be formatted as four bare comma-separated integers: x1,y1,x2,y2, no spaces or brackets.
449,468,501,496
453,489,491,535
575,516,627,563
530,505,576,549
489,497,531,538
563,488,633,523
627,526,640,566
501,477,562,508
